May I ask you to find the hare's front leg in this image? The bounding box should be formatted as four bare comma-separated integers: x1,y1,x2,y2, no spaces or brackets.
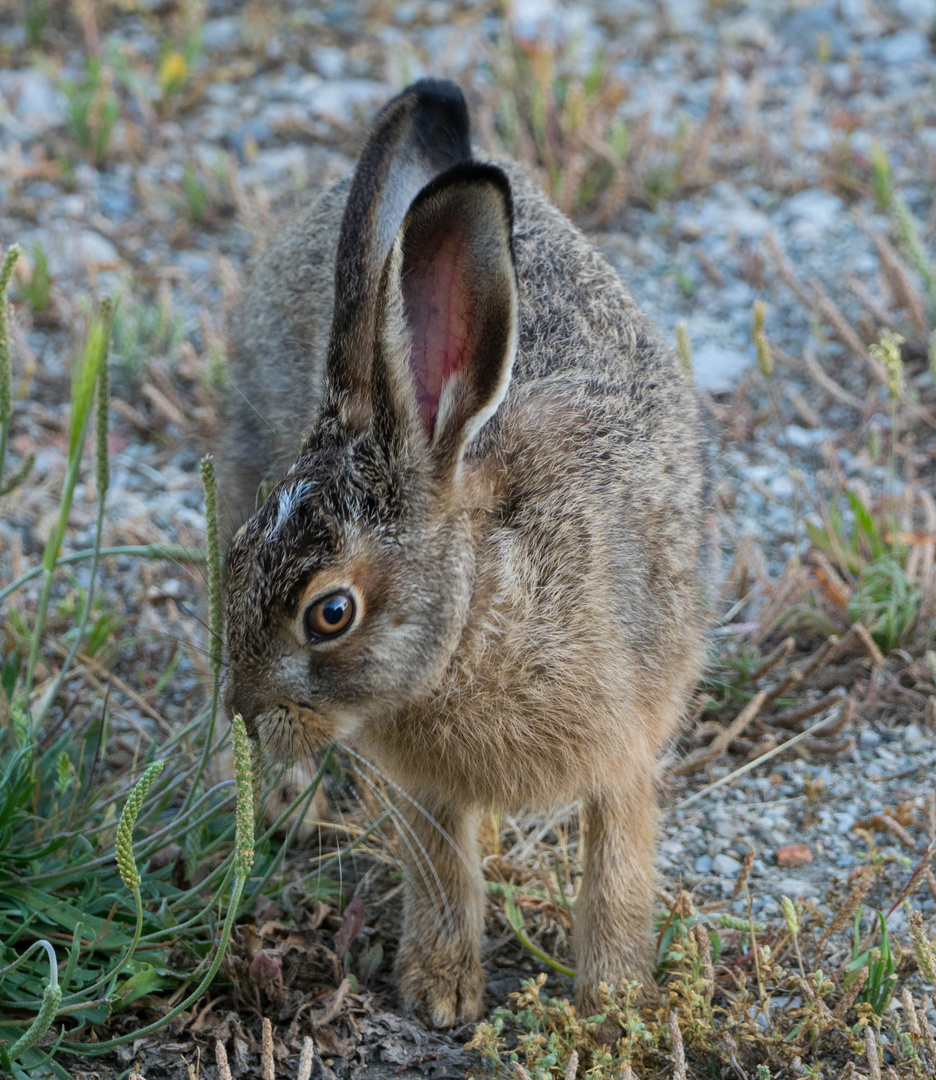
574,772,658,1014
394,793,485,1026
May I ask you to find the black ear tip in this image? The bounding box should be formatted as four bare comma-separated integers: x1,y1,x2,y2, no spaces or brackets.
409,78,467,112
392,79,471,162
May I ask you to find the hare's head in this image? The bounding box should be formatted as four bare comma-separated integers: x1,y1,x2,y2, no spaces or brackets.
222,81,517,761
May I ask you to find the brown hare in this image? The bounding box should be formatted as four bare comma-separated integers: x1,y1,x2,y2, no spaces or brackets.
219,79,705,1026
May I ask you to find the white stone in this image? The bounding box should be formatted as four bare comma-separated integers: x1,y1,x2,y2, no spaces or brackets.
11,69,65,128
201,17,241,52
784,425,829,449
691,342,751,393
780,189,845,230
305,80,390,125
721,15,772,50
712,853,742,876
313,46,345,79
875,31,929,65
79,231,119,265
776,878,822,898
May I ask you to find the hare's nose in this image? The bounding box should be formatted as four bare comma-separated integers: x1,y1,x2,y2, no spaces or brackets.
223,680,262,739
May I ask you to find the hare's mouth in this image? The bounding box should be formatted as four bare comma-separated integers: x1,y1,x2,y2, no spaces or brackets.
255,698,350,762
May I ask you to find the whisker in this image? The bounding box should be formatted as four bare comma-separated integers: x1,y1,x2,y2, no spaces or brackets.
340,743,476,876
350,763,453,936
178,601,224,644
229,379,284,441
152,630,221,664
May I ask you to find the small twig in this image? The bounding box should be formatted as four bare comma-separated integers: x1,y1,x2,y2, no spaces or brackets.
809,276,888,384
675,710,841,810
750,637,795,681
673,691,767,775
862,227,929,340
670,1011,688,1080
885,839,936,916
853,622,886,667
875,814,922,854
311,977,351,1028
918,999,936,1068
797,633,848,684
902,987,920,1036
769,689,846,730
564,1049,579,1080
832,966,867,1021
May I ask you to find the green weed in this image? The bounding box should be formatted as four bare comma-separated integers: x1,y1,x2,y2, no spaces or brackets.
0,252,354,1075
844,909,899,1018
484,37,630,222
19,243,51,315
468,891,936,1079
62,57,120,164
891,196,936,321
22,1,47,48
183,161,208,224
110,289,186,385
806,490,920,652
870,142,893,212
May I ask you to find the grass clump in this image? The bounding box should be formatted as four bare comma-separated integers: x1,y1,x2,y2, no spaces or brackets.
109,286,186,386
0,247,347,1076
62,56,120,164
18,244,52,317
469,889,936,1079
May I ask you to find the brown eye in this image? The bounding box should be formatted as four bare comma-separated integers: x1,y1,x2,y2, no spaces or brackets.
304,590,355,641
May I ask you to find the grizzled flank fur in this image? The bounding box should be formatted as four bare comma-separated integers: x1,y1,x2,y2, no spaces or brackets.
219,79,705,1026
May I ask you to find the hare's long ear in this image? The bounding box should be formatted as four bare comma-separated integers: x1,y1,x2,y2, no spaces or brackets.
373,163,517,480
327,80,472,430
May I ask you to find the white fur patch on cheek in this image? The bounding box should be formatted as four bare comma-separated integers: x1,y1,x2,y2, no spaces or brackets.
278,653,311,685
331,709,365,742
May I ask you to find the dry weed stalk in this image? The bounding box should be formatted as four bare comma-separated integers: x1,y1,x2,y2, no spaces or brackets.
669,1011,687,1080
866,1025,882,1080
215,1039,233,1080
262,1016,275,1080
297,1036,316,1080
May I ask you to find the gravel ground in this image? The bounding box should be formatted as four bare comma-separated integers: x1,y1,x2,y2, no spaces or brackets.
2,0,936,1076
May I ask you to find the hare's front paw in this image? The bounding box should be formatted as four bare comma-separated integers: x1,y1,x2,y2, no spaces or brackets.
396,934,484,1026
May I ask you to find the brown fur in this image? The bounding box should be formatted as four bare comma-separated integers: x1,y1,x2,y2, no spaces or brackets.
218,81,705,1024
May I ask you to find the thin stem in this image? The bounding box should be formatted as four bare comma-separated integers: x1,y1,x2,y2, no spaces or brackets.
181,457,223,815
27,781,234,886
0,544,206,603
33,500,106,728
0,939,57,980
24,305,112,706
34,323,111,727
61,870,249,1054
0,245,21,495
245,747,333,902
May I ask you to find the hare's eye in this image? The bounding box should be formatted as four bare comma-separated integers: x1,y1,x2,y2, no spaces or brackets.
304,591,355,641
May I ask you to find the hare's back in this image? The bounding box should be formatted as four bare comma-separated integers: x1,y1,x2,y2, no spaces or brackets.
220,180,349,535
496,161,677,392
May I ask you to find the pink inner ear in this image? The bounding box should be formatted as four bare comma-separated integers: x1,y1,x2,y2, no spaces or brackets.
403,229,472,436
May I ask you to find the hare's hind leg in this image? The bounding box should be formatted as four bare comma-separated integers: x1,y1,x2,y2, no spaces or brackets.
573,769,658,1014
394,793,485,1026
